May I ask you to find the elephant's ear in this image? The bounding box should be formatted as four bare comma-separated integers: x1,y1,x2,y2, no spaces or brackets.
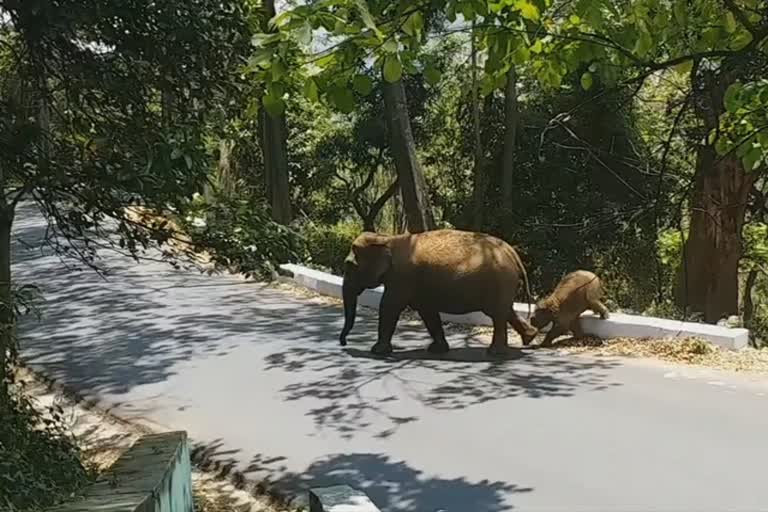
353,237,392,283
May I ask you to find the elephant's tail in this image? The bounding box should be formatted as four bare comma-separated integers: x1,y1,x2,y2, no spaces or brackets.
510,247,533,318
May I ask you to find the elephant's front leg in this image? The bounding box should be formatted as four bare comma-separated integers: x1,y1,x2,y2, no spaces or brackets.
418,309,450,354
590,300,610,320
371,289,407,355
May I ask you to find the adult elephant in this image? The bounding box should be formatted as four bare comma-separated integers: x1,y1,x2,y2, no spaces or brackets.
339,229,538,356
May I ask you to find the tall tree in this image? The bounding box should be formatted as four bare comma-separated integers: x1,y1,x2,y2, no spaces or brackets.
0,0,252,405
501,64,519,210
260,0,293,224
675,52,766,321
469,24,487,230
382,78,435,232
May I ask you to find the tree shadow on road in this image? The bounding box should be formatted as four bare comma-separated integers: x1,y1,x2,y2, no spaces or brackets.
260,314,621,438
190,438,532,512
13,204,620,442
12,208,264,398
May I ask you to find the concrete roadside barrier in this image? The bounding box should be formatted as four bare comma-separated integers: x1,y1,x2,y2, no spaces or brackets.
279,263,749,350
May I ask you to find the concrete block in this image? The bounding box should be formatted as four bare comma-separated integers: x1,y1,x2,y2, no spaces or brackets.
49,431,193,512
279,263,750,350
309,485,380,512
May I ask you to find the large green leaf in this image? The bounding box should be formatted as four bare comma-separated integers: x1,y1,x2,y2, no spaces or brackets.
297,22,313,46
303,78,319,102
672,1,687,26
730,30,753,50
354,0,382,37
251,33,281,47
330,86,356,113
402,11,424,37
514,0,540,21
580,72,593,91
634,23,653,57
352,74,374,95
743,146,764,172
424,64,442,85
724,82,743,113
461,3,476,21
383,55,402,82
245,49,272,72
704,27,722,47
271,60,287,81
263,93,285,118
382,38,399,53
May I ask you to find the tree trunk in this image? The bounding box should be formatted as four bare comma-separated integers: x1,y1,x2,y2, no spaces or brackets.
675,66,757,322
363,179,400,232
260,101,292,224
0,207,14,409
382,79,435,233
742,268,757,342
469,26,485,230
675,151,756,322
217,139,237,198
501,65,518,208
260,0,292,225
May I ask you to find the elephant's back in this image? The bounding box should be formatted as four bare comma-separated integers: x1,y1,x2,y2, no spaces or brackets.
407,229,520,271
553,270,602,312
396,230,523,311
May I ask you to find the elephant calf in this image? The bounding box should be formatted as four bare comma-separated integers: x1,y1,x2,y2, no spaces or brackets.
339,229,538,356
529,270,610,347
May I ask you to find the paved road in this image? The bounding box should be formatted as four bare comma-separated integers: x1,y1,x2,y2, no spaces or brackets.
12,206,768,512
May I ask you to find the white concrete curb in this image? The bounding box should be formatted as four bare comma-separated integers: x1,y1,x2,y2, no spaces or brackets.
279,263,750,350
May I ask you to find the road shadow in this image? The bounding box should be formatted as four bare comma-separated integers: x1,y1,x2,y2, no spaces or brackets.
13,203,621,442
261,320,621,438
12,204,259,397
344,346,531,362
189,438,531,512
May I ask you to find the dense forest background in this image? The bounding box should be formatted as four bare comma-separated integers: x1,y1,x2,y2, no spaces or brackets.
0,1,767,507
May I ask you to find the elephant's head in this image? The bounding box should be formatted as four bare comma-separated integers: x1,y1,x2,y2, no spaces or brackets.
529,300,555,329
339,232,393,346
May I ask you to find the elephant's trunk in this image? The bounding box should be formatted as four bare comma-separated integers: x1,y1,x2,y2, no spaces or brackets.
340,278,359,346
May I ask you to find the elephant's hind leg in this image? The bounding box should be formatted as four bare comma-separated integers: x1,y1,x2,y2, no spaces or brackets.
418,309,450,354
508,310,538,346
570,317,585,339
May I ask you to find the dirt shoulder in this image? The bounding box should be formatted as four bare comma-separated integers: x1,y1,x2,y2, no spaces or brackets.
17,365,290,512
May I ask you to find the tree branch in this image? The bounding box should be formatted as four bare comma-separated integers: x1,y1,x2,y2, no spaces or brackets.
369,177,400,219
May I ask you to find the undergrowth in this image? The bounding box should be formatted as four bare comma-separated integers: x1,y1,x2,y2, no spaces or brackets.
0,354,95,511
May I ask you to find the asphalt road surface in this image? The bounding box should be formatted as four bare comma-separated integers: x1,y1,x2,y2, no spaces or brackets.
12,205,768,512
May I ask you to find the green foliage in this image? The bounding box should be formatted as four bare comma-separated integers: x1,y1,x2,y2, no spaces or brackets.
299,221,362,274
716,79,768,172
0,0,254,268
658,229,683,269
742,223,768,271
1,358,94,511
179,193,305,280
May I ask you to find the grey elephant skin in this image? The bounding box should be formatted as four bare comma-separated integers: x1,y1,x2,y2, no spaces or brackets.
339,229,538,356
